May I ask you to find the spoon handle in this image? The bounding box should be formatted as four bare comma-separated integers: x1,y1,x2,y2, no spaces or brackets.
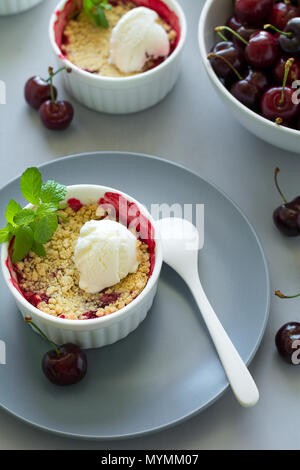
189,276,259,407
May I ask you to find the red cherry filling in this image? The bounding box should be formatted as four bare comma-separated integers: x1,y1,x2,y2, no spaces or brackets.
24,292,50,308
67,198,83,212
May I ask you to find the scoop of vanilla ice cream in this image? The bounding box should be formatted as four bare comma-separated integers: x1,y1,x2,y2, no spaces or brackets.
109,7,170,74
74,219,139,294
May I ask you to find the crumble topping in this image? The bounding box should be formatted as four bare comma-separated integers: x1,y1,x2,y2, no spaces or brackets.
14,203,151,320
62,1,177,77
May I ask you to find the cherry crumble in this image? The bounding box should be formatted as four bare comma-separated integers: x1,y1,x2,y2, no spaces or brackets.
12,203,151,320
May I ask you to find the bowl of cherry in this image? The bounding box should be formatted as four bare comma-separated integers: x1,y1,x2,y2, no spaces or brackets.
199,0,300,153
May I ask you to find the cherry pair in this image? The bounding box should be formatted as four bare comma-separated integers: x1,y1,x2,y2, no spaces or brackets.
25,67,74,131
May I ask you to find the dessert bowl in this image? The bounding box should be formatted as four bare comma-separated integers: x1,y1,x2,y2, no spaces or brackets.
0,0,44,15
49,0,187,114
198,0,300,154
1,184,163,349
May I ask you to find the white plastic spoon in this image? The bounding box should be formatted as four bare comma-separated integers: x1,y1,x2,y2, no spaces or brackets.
155,217,259,407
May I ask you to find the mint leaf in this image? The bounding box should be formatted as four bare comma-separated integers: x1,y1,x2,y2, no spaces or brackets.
20,167,42,205
36,202,57,218
83,0,110,27
0,226,12,244
5,199,22,224
33,214,58,244
96,6,109,27
40,181,67,206
13,209,35,226
12,226,33,262
32,241,46,258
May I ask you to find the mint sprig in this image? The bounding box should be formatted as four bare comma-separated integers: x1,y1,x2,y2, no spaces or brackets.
83,0,112,28
0,167,68,262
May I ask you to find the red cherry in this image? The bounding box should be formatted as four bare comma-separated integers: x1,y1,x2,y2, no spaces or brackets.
39,100,74,131
273,55,300,85
208,41,246,82
25,316,87,387
231,67,269,109
275,322,300,364
42,343,87,386
261,86,299,122
269,2,300,31
235,0,273,26
24,76,57,110
245,31,279,68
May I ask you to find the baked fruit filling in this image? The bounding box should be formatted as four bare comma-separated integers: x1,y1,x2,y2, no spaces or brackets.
7,192,156,320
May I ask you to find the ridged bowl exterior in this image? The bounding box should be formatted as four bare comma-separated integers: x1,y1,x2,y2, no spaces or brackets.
49,0,187,114
1,185,162,349
0,0,44,15
13,278,158,349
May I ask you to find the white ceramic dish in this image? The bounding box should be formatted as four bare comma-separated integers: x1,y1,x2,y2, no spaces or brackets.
198,0,300,154
1,184,163,349
0,0,44,15
49,0,187,114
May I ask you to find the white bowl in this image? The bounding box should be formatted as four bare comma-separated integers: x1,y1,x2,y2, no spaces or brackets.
0,0,44,15
199,0,300,154
1,185,163,349
49,0,187,114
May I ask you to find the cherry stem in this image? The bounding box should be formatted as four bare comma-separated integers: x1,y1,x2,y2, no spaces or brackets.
280,57,294,105
274,167,288,204
25,315,60,356
47,67,57,110
217,31,228,42
207,52,243,80
275,290,300,299
45,66,67,83
264,24,293,37
215,26,248,46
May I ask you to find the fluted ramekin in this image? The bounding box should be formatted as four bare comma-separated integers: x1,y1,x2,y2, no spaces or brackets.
0,0,44,15
49,0,187,114
1,185,162,349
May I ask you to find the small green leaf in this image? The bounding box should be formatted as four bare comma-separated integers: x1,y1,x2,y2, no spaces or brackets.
56,212,69,223
36,202,57,218
20,167,42,205
96,6,109,27
13,209,36,226
0,226,12,244
34,214,58,244
40,181,67,206
83,0,110,27
5,199,22,224
12,226,33,262
100,0,112,11
31,241,46,258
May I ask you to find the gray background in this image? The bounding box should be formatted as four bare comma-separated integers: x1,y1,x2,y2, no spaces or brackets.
0,0,299,450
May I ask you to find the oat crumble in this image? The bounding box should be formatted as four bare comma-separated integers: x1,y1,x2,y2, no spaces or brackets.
14,203,151,320
62,1,177,77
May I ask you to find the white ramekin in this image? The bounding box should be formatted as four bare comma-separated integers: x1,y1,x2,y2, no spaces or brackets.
0,0,44,15
1,185,163,349
199,0,300,154
49,0,187,114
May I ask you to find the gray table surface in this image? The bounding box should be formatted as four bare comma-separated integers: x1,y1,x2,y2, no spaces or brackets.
1,0,300,451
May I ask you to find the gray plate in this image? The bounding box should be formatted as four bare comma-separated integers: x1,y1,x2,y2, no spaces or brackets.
0,152,270,440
